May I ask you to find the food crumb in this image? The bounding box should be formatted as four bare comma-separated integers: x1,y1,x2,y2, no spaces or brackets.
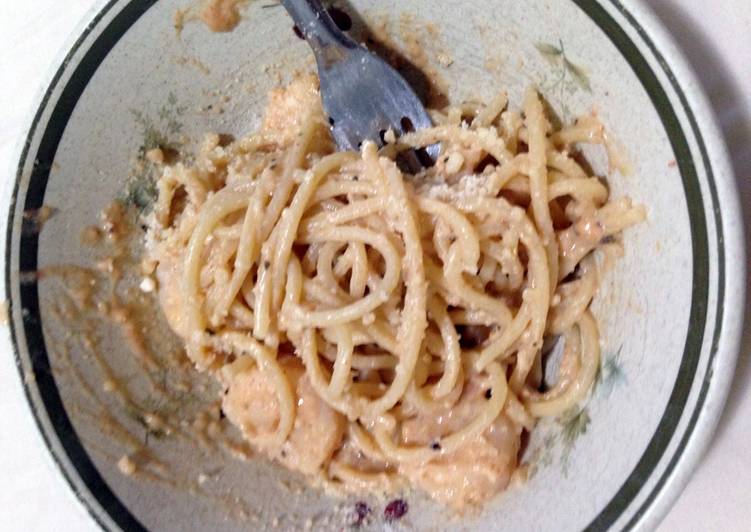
96,257,115,274
145,148,165,164
200,0,244,33
436,51,454,67
80,225,102,245
144,412,166,432
118,455,137,476
139,276,156,293
174,0,247,35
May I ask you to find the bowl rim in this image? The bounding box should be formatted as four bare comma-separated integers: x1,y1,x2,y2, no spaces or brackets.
2,0,745,530
605,1,746,529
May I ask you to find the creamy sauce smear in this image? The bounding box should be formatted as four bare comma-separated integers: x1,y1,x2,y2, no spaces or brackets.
41,201,370,529
39,202,260,522
174,0,248,35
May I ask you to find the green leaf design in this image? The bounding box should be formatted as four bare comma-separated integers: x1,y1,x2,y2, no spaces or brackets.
602,356,626,383
122,178,158,212
524,432,556,479
536,38,593,122
535,42,563,57
124,94,187,212
561,407,591,449
564,58,592,92
596,345,627,397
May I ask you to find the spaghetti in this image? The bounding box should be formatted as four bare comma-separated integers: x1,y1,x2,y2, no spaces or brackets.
144,75,645,510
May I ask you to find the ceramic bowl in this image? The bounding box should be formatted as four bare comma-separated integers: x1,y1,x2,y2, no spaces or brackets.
3,0,745,530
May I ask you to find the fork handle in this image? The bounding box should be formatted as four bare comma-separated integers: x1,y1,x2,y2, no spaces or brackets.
281,0,356,52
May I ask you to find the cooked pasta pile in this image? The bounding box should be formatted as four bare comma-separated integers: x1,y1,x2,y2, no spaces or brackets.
144,75,645,509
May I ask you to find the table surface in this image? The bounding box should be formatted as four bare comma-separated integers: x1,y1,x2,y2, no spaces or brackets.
1,1,749,530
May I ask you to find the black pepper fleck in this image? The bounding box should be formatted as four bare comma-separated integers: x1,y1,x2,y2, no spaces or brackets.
430,441,441,451
264,261,270,269
352,175,359,181
485,388,493,399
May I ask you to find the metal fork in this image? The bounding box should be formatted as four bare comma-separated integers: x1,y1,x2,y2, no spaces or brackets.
280,0,436,163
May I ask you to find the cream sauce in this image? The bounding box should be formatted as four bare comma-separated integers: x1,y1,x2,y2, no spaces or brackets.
175,0,249,36
399,379,522,509
40,203,259,522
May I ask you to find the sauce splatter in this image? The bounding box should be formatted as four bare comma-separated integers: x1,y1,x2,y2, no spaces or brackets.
200,0,245,33
174,0,250,36
22,204,56,235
